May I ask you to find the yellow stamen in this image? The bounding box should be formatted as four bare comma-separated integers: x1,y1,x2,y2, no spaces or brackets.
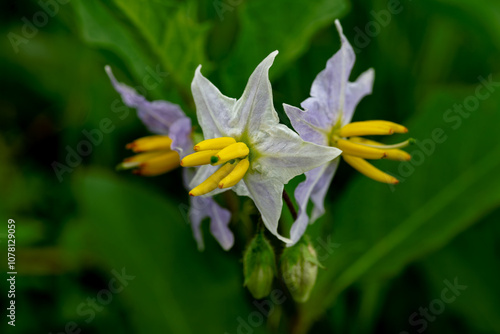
126,135,172,153
219,158,250,189
134,151,180,176
181,150,220,167
194,137,236,151
189,163,237,196
118,151,165,170
213,142,249,165
368,120,408,133
339,121,394,137
342,154,399,184
385,150,411,161
349,137,411,161
336,138,386,160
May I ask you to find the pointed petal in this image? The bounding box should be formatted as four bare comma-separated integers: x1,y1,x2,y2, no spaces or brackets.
207,198,234,250
189,196,234,251
290,164,325,242
105,66,187,135
289,165,326,245
251,124,341,184
310,158,339,221
301,20,355,125
183,169,234,251
243,173,292,244
191,66,237,139
234,51,280,135
289,158,339,245
342,68,375,126
188,196,205,251
283,103,330,145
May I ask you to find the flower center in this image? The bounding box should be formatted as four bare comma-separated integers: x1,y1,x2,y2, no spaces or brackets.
330,120,413,184
181,137,250,196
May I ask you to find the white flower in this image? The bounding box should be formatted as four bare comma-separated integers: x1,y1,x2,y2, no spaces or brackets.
183,51,341,243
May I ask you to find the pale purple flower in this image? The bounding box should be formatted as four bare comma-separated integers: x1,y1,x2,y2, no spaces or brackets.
105,66,234,250
283,20,375,244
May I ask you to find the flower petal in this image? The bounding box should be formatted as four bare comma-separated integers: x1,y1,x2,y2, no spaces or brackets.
342,68,375,126
234,51,280,135
243,173,292,244
105,66,187,135
189,196,234,251
289,158,339,245
301,20,355,125
183,169,234,250
169,117,193,158
310,158,339,221
283,103,330,145
187,196,205,250
191,66,237,139
251,124,341,184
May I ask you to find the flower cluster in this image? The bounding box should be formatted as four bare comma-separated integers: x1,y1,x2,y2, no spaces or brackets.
106,20,411,300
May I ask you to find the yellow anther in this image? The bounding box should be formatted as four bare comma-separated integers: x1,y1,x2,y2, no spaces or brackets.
134,151,180,176
126,135,172,153
118,152,164,170
219,158,250,189
181,150,220,167
336,138,386,160
349,137,411,161
213,142,249,165
368,120,408,133
189,162,237,196
385,150,411,161
342,154,399,184
194,137,236,151
386,150,411,161
339,121,394,137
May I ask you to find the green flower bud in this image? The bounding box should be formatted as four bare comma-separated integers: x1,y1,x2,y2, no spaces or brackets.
243,231,276,299
280,237,320,303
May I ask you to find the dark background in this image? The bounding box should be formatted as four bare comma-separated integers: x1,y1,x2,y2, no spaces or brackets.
1,0,500,333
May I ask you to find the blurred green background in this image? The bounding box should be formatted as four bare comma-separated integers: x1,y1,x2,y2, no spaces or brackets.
1,0,500,333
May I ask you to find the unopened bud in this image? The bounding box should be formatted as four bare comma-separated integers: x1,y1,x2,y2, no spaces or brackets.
243,231,276,299
281,237,320,303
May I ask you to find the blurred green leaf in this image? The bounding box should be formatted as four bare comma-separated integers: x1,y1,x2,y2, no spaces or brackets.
73,0,210,104
73,169,268,334
419,208,500,333
220,0,349,95
298,83,500,330
430,0,500,50
111,0,211,90
73,0,160,95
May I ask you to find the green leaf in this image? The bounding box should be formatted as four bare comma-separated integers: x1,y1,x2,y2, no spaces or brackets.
111,0,211,90
72,169,269,334
220,0,349,95
73,0,161,95
298,83,500,330
419,208,500,333
425,0,500,50
73,0,210,106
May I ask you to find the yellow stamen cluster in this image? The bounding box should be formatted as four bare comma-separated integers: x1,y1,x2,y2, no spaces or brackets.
181,137,250,196
332,120,412,184
118,135,180,176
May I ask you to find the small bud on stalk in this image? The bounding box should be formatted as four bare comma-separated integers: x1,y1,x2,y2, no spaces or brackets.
243,230,276,299
280,237,320,303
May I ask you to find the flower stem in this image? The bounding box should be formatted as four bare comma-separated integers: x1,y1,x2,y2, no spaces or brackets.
282,190,297,221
